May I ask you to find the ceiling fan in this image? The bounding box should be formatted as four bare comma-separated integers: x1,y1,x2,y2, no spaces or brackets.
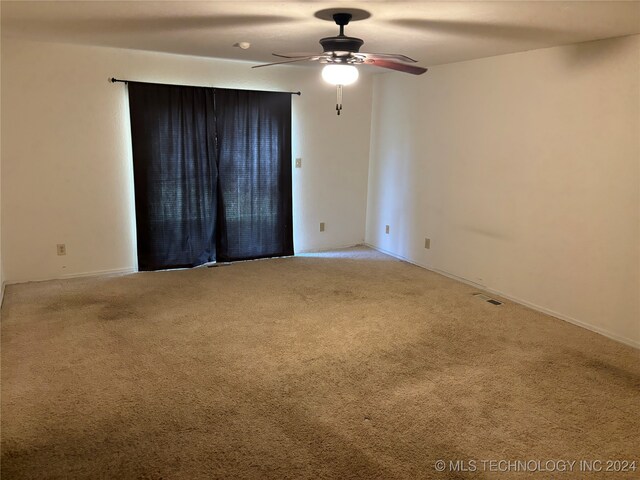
252,9,427,114
253,10,428,76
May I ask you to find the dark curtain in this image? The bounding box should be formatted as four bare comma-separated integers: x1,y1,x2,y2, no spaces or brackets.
215,89,293,262
128,82,293,271
128,82,217,271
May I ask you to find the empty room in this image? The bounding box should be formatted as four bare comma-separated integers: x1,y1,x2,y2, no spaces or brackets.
1,1,639,478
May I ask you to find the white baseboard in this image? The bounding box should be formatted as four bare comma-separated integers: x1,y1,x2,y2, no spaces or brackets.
6,267,136,286
5,246,363,287
365,243,640,350
295,242,362,254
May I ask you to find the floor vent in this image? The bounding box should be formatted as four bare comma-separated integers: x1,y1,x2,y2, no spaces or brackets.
473,293,503,305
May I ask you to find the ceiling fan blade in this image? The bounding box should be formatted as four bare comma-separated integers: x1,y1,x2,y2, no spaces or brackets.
359,52,418,63
252,57,319,69
364,58,428,75
273,52,322,59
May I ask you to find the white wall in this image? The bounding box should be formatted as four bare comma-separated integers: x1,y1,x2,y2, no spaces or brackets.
367,35,640,347
0,19,4,305
1,38,372,283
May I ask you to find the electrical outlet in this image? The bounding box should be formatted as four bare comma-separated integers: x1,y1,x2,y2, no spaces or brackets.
320,222,325,232
385,225,390,234
424,238,431,249
295,158,302,168
57,244,66,256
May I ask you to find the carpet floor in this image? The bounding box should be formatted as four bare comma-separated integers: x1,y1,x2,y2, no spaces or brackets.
1,247,639,479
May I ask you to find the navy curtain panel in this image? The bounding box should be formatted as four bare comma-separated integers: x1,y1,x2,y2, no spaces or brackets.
127,82,293,271
215,90,293,262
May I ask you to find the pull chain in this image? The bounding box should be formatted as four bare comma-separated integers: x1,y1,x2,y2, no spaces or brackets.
336,85,343,115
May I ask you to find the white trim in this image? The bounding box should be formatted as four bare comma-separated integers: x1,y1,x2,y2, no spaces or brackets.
295,242,362,254
365,243,640,350
5,267,137,286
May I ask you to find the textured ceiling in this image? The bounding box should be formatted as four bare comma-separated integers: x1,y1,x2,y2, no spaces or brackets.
2,1,639,67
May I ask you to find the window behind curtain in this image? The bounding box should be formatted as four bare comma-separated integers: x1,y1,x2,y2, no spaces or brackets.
215,89,293,262
127,82,293,271
128,82,218,271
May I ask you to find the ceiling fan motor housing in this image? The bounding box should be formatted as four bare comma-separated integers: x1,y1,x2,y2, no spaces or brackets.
319,12,364,58
319,36,364,55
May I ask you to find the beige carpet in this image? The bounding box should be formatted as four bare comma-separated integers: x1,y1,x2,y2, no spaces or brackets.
1,247,639,479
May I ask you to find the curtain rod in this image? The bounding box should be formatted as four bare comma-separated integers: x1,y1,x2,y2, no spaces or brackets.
109,78,301,96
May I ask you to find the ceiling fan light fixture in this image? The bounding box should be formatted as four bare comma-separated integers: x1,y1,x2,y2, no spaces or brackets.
321,64,359,86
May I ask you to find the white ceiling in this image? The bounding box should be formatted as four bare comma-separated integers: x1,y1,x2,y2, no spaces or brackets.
2,1,639,68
